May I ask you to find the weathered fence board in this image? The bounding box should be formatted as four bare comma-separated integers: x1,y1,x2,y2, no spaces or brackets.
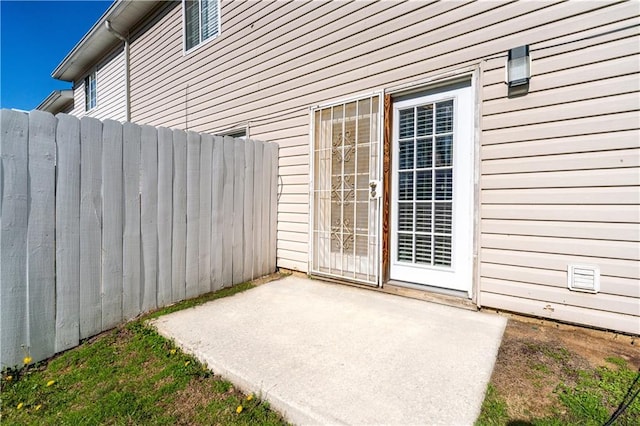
141,125,158,312
199,134,213,294
186,132,200,299
261,144,272,276
157,127,173,306
210,137,224,291
0,110,278,368
269,143,279,273
243,140,255,281
102,120,124,329
79,117,103,339
55,114,80,353
233,139,245,284
122,123,142,322
27,111,57,362
1,110,29,368
222,138,234,287
253,142,264,278
172,129,187,302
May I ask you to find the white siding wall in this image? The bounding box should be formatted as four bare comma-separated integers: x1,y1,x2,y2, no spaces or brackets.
127,0,639,333
479,17,640,334
70,46,126,122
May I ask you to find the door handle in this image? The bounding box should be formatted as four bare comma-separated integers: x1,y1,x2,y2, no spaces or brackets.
369,180,381,199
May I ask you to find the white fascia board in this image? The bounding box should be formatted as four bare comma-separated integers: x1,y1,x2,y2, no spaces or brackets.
52,0,160,82
36,89,74,113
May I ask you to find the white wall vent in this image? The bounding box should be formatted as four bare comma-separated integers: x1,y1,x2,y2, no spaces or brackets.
567,264,600,293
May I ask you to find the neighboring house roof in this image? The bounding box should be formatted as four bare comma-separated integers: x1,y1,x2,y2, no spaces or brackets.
36,89,74,114
52,0,160,82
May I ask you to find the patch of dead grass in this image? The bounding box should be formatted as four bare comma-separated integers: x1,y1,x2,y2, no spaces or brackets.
489,316,639,420
159,375,243,425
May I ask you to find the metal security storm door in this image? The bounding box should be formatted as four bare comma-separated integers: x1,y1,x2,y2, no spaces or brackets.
390,82,474,294
310,95,381,285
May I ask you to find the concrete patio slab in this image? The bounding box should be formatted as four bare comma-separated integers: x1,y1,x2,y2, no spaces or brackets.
151,275,507,425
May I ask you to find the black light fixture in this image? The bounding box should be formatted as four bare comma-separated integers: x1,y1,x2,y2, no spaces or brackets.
506,45,531,87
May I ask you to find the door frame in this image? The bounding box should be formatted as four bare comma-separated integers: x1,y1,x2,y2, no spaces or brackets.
382,67,481,301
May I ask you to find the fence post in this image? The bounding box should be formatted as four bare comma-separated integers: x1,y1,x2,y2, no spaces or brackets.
27,110,57,362
0,110,29,368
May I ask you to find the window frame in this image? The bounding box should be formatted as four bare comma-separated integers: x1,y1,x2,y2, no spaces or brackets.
84,70,97,112
182,0,221,54
216,125,248,140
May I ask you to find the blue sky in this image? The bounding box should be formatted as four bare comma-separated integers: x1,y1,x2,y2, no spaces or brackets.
1,0,112,110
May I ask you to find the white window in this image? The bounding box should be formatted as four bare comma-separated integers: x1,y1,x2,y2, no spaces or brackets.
184,0,220,52
84,71,97,111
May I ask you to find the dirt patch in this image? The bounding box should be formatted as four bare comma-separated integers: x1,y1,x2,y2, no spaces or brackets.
251,271,290,286
489,315,639,420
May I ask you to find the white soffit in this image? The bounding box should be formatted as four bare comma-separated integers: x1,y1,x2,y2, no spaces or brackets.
36,89,74,113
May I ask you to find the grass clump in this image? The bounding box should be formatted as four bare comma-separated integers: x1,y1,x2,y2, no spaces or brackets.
477,328,640,426
476,384,509,425
555,359,640,425
0,282,287,426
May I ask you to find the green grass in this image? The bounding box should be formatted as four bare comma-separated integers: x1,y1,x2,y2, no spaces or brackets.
477,354,640,425
0,282,288,426
476,384,509,426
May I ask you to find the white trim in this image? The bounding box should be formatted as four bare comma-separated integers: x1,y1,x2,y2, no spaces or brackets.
389,82,474,295
471,65,483,305
84,69,98,112
384,66,478,96
308,89,383,112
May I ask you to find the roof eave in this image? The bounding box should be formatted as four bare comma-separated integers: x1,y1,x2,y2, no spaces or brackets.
36,89,74,113
52,0,161,82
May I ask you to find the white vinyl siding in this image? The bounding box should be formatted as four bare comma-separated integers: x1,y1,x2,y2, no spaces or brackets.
184,0,220,52
70,46,126,122
479,10,639,334
127,1,639,333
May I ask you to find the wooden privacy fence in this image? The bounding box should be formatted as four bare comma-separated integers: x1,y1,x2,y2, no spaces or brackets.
0,109,278,369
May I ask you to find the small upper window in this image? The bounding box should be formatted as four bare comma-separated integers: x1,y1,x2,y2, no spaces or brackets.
84,71,97,111
184,0,220,51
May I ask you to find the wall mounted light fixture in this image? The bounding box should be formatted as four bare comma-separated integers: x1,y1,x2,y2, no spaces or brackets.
506,45,531,87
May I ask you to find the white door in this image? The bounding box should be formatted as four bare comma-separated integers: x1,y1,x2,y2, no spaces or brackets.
390,82,474,294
